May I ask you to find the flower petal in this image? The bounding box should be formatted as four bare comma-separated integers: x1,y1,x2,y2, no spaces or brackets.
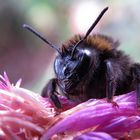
42,92,140,139
73,132,113,140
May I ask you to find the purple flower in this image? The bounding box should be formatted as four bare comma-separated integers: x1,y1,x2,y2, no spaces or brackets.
0,72,140,140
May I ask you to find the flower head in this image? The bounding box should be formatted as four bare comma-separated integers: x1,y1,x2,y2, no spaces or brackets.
0,72,140,140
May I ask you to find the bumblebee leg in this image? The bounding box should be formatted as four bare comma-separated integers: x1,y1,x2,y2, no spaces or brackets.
132,64,140,107
105,60,118,106
41,78,62,108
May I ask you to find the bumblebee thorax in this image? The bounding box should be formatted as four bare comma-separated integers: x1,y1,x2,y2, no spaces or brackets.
62,34,119,53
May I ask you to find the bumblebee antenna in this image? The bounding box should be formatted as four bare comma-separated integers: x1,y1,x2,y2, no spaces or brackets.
71,7,109,58
23,24,61,55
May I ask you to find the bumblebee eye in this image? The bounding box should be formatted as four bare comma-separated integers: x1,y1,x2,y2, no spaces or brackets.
70,49,83,60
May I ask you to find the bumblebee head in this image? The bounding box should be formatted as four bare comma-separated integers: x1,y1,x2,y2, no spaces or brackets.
23,7,108,93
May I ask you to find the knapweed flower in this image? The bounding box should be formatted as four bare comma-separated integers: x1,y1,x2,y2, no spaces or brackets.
0,72,140,140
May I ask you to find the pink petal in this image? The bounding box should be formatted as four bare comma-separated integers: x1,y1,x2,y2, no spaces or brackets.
0,73,140,139
42,92,140,139
73,132,113,140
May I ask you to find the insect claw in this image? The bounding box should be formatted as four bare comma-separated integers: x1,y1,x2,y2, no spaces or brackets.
54,109,62,115
107,99,119,109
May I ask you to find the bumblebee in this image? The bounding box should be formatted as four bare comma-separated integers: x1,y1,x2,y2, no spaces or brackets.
23,7,140,108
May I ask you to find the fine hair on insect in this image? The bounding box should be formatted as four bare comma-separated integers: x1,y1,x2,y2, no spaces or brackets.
23,7,140,109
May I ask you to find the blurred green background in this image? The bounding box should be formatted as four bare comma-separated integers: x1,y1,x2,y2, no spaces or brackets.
0,0,140,93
